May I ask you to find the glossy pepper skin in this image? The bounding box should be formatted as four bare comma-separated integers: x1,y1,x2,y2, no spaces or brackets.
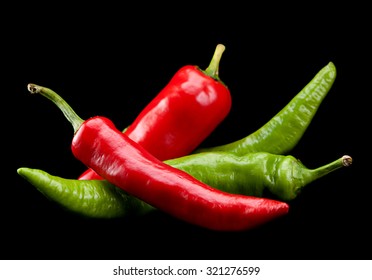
18,167,153,218
79,44,231,180
17,151,351,219
27,83,289,231
195,62,336,156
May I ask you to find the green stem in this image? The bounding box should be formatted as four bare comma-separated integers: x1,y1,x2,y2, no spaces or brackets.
27,83,84,133
306,155,352,183
203,44,225,80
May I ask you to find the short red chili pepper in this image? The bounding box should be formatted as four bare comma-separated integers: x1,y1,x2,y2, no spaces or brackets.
27,83,289,231
79,44,232,180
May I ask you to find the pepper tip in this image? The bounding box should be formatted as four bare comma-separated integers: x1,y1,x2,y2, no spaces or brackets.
342,155,352,167
27,83,41,94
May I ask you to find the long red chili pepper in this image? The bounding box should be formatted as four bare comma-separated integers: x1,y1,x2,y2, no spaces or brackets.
27,83,289,231
79,44,232,180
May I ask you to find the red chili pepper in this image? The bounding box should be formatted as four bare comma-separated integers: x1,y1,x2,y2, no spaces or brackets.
79,44,232,180
27,83,289,231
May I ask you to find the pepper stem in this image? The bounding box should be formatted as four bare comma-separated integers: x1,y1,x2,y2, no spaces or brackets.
306,155,353,183
203,44,226,80
27,83,84,133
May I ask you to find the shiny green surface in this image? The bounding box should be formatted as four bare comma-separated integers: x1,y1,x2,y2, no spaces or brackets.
17,168,154,218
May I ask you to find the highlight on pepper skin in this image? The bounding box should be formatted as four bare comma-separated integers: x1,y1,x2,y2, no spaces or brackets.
79,43,232,180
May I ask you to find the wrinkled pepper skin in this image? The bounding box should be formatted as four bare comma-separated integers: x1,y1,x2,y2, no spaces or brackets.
195,62,337,156
79,44,231,180
167,151,352,201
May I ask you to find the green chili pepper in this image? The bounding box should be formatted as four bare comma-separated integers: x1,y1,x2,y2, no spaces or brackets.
167,152,352,201
17,167,154,218
17,152,351,218
194,61,336,155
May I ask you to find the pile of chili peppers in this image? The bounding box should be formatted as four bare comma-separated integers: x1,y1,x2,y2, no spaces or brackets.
18,44,352,231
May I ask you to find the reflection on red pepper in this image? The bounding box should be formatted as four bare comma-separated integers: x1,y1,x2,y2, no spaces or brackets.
79,44,232,180
28,84,289,231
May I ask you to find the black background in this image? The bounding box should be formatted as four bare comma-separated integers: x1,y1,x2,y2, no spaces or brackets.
4,6,370,260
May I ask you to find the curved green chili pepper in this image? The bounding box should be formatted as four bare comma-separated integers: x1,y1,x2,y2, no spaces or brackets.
195,62,337,155
17,167,153,218
17,152,351,218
